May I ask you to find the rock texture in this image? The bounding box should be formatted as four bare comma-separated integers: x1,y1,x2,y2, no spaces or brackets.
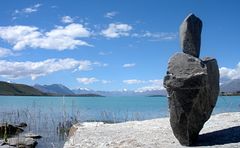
4,137,37,148
0,124,23,139
24,133,42,139
0,123,40,148
164,14,219,146
180,13,202,58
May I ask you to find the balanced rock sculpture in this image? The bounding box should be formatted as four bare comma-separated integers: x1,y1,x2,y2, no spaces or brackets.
164,14,219,146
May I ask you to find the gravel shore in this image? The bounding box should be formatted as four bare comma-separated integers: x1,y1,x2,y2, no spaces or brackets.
64,112,240,148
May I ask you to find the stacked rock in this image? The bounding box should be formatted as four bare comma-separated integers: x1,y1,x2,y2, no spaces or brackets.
164,14,219,146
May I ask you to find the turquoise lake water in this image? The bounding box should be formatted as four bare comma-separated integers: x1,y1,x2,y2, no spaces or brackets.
0,96,239,147
0,96,240,121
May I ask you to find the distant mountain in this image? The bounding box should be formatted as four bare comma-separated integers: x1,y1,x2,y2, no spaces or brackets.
0,81,47,96
148,95,166,97
0,81,167,97
72,88,167,96
34,84,74,95
220,79,240,93
72,88,93,94
134,89,167,96
67,94,104,97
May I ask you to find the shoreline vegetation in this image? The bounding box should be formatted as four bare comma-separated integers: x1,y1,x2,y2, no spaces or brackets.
0,102,164,147
0,109,75,148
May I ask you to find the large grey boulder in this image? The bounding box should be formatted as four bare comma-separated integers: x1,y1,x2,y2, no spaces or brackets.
164,14,219,146
180,13,202,58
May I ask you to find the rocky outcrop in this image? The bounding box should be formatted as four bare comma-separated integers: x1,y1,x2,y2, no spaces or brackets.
24,133,42,139
15,123,27,128
0,123,41,148
3,137,37,148
0,124,23,139
164,14,219,146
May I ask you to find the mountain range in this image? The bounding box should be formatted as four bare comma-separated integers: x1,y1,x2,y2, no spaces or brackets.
72,88,167,96
0,81,48,96
33,84,74,95
0,79,239,96
220,79,240,93
34,84,167,96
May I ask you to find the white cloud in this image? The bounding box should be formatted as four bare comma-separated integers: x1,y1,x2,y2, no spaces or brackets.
0,47,13,57
14,3,42,15
101,23,132,38
101,80,112,84
0,23,92,51
148,79,163,85
77,60,95,71
90,62,108,68
77,77,99,84
24,4,42,13
123,79,145,84
135,79,164,92
123,79,164,86
46,24,90,38
122,63,136,68
61,16,74,24
0,58,103,80
122,79,165,92
77,77,111,85
219,62,240,80
99,51,112,56
132,31,177,41
104,11,118,19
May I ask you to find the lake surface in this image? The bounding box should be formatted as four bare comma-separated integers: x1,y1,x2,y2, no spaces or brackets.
0,96,239,147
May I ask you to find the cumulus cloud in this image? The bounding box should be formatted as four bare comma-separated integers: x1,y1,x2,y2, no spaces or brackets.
132,31,177,41
135,79,165,92
0,47,14,57
0,24,92,51
77,77,99,84
219,62,240,80
0,58,103,80
122,63,136,68
101,23,132,38
104,11,118,19
123,79,145,84
61,16,74,24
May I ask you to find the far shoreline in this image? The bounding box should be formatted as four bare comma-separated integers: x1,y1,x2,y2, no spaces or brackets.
1,95,240,97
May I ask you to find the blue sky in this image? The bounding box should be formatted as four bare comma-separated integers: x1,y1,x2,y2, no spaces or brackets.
0,0,239,91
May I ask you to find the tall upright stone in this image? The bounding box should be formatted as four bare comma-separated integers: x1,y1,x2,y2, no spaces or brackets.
164,14,219,146
180,13,202,58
